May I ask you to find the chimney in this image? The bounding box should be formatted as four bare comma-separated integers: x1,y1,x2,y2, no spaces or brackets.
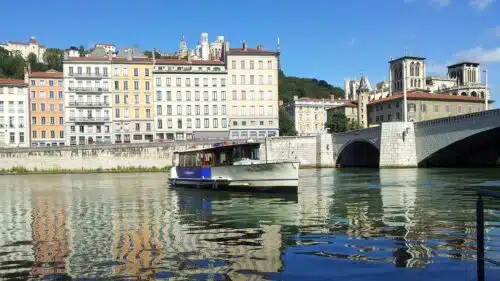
242,40,247,51
330,94,336,101
24,66,29,84
293,95,298,101
108,49,112,61
126,49,132,61
256,44,264,51
187,52,191,62
152,48,156,64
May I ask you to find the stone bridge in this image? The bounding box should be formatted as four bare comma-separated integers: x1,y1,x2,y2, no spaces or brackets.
331,108,500,168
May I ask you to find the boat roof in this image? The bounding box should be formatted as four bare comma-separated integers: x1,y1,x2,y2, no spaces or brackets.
176,142,260,154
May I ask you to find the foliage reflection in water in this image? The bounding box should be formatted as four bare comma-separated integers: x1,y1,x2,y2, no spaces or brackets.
0,169,499,280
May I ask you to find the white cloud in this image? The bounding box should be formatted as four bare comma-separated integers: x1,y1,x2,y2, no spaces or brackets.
469,0,495,9
431,0,451,7
455,46,500,63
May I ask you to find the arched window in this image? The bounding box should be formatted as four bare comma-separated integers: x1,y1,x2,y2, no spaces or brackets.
410,62,415,76
471,91,477,97
416,62,420,77
418,79,421,88
410,79,414,87
461,92,467,96
480,91,485,99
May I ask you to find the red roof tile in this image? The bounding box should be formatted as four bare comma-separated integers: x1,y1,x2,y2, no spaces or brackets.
0,78,27,86
29,71,63,78
64,56,111,62
369,90,493,104
228,48,278,55
327,101,358,110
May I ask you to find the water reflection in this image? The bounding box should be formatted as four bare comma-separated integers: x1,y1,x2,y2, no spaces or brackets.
0,170,498,280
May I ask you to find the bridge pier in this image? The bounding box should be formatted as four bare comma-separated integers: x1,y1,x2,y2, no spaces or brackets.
379,122,418,168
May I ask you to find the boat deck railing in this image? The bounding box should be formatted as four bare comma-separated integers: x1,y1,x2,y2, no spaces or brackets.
476,190,500,281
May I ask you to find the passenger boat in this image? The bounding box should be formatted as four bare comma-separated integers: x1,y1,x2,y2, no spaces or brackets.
168,141,299,193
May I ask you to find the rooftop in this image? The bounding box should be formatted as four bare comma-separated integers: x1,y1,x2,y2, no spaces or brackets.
29,70,63,78
368,90,492,105
389,56,426,63
155,58,225,65
228,48,278,56
327,101,358,110
0,78,27,86
64,56,111,62
447,61,480,68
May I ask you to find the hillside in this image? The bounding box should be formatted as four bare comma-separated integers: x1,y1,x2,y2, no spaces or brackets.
278,70,345,102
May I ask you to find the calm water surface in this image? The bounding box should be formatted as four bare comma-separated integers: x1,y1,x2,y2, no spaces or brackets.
0,169,499,281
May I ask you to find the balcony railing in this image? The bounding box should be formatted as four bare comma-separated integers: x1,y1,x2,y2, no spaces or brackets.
68,102,110,107
68,117,110,123
68,73,109,79
67,87,109,93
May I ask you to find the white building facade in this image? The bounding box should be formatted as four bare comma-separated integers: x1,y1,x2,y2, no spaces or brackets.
226,43,280,139
1,37,46,63
285,96,345,135
63,56,113,145
95,43,116,54
0,79,30,147
153,59,229,140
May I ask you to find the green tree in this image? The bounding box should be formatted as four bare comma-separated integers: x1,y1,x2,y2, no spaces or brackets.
325,111,362,133
44,48,63,71
78,44,86,57
0,47,26,79
279,107,297,136
27,53,47,72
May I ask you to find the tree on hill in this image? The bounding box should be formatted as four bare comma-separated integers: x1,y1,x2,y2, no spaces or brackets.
325,111,361,133
0,47,26,79
278,70,345,103
78,44,86,57
44,48,64,71
279,107,297,136
27,53,48,72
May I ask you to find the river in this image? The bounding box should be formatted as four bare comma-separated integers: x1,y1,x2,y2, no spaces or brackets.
0,169,499,281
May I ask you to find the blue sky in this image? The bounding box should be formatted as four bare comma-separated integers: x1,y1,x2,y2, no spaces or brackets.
1,0,499,104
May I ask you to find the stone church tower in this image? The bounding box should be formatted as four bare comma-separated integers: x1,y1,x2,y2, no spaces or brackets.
357,76,370,128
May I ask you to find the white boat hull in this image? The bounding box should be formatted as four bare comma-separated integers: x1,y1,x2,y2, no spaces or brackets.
168,162,300,193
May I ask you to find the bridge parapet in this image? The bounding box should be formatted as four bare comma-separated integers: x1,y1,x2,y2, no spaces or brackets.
415,108,500,129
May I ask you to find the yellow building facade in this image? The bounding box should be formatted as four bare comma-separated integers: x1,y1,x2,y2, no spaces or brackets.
111,58,154,143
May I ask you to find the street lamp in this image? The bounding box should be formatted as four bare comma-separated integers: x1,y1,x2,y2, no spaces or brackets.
483,69,488,111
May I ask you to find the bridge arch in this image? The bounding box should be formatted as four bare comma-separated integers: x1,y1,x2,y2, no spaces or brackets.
336,140,380,168
419,127,500,167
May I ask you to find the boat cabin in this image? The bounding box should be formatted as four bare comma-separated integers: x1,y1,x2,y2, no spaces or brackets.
175,143,261,168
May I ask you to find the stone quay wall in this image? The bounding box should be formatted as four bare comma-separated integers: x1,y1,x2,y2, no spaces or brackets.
0,137,331,171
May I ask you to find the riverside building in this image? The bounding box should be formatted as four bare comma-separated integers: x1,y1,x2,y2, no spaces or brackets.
63,49,112,145
27,70,65,146
153,57,229,140
226,41,280,139
0,78,29,147
111,48,154,143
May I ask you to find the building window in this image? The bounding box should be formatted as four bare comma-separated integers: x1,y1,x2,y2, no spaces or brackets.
240,75,246,85
241,91,246,100
146,123,151,131
204,118,209,128
420,104,426,112
176,91,182,101
135,123,140,131
408,103,416,112
157,105,162,115
50,117,55,125
203,78,208,87
185,78,191,87
232,75,236,85
10,132,15,143
146,109,151,118
41,131,46,139
445,104,451,112
195,118,201,128
32,130,37,139
212,91,217,101
145,68,150,77
213,105,218,115
186,91,191,101
187,118,192,128
187,105,192,115
41,117,46,125
32,117,36,124
231,60,236,69
145,81,150,91
166,91,172,101
166,77,171,86
203,91,209,101
212,78,217,87
213,118,218,128
176,78,181,87
60,131,64,138
59,117,64,124
194,78,199,87
177,118,182,129
134,68,138,76
134,81,139,90
167,105,172,115
195,91,200,101
156,77,162,86
204,105,209,115
221,78,226,87
240,60,245,69
267,60,272,69
158,119,163,129
177,105,182,115
195,105,200,115
146,95,151,104
250,75,254,85
434,104,439,113
167,119,173,128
